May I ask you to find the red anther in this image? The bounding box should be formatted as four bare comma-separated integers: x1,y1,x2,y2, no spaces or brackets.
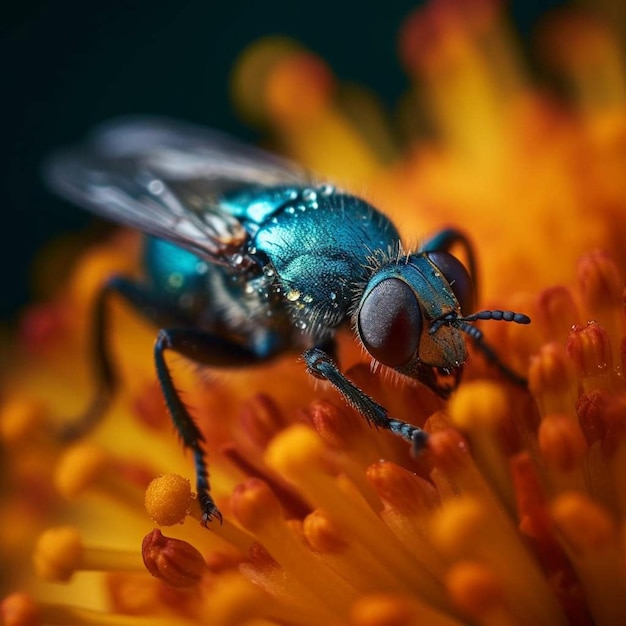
535,286,580,343
566,322,612,379
142,529,206,588
577,390,610,446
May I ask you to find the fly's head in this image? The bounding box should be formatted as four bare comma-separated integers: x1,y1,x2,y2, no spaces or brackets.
355,251,476,399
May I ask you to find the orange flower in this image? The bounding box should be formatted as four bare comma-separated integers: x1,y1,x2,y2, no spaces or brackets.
2,2,626,625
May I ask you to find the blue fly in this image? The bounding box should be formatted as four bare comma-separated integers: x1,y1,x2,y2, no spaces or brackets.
45,117,530,523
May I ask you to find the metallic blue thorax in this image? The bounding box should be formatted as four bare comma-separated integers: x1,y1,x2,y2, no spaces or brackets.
142,185,401,353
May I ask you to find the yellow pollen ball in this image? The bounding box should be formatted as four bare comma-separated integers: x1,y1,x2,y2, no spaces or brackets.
144,474,193,526
54,444,109,498
33,526,82,582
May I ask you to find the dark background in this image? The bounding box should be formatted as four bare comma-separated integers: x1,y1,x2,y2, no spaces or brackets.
2,0,565,320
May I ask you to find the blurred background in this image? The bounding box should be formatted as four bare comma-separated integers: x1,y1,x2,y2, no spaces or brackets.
2,0,566,321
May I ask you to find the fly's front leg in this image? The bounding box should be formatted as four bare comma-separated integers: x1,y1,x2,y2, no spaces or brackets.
303,348,428,454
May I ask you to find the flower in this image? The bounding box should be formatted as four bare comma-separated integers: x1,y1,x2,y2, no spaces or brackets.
2,1,626,625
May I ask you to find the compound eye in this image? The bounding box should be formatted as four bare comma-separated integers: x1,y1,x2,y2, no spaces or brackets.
358,278,422,367
426,251,474,313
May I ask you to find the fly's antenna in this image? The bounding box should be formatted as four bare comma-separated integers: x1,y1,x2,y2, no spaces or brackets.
429,309,531,387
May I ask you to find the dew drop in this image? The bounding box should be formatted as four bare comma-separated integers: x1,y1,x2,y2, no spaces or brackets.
148,179,164,195
286,288,301,302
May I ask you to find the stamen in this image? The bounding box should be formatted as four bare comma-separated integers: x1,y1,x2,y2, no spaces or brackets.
551,492,626,625
202,569,321,626
221,443,311,519
447,383,515,514
237,393,287,452
528,342,579,418
566,322,614,392
1,591,197,626
575,391,615,502
303,508,411,594
231,477,357,619
577,251,624,346
54,443,146,513
349,593,464,626
576,390,610,447
144,474,255,554
446,561,518,626
306,399,385,463
144,474,194,526
34,526,144,582
265,425,451,611
430,497,566,624
366,460,446,579
509,453,579,594
538,413,588,488
535,286,581,344
141,528,207,588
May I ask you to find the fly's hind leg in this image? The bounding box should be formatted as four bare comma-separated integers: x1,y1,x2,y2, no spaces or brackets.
59,275,196,440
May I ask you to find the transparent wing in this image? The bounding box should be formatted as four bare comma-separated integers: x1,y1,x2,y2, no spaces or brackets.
44,116,313,265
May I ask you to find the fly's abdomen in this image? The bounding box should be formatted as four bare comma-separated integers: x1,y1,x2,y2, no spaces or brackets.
142,236,213,316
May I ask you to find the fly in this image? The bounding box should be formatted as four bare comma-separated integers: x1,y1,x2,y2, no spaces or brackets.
45,117,530,523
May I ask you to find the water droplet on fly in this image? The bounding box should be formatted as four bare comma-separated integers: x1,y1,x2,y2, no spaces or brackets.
303,294,313,303
296,320,307,330
263,265,275,277
148,179,164,195
319,184,334,196
302,189,317,202
286,288,301,302
329,292,337,300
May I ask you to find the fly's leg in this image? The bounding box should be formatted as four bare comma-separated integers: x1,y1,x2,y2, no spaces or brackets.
63,274,267,524
303,348,429,454
154,328,267,523
59,275,196,440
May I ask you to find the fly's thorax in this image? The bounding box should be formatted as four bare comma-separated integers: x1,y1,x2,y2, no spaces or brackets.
251,188,402,340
